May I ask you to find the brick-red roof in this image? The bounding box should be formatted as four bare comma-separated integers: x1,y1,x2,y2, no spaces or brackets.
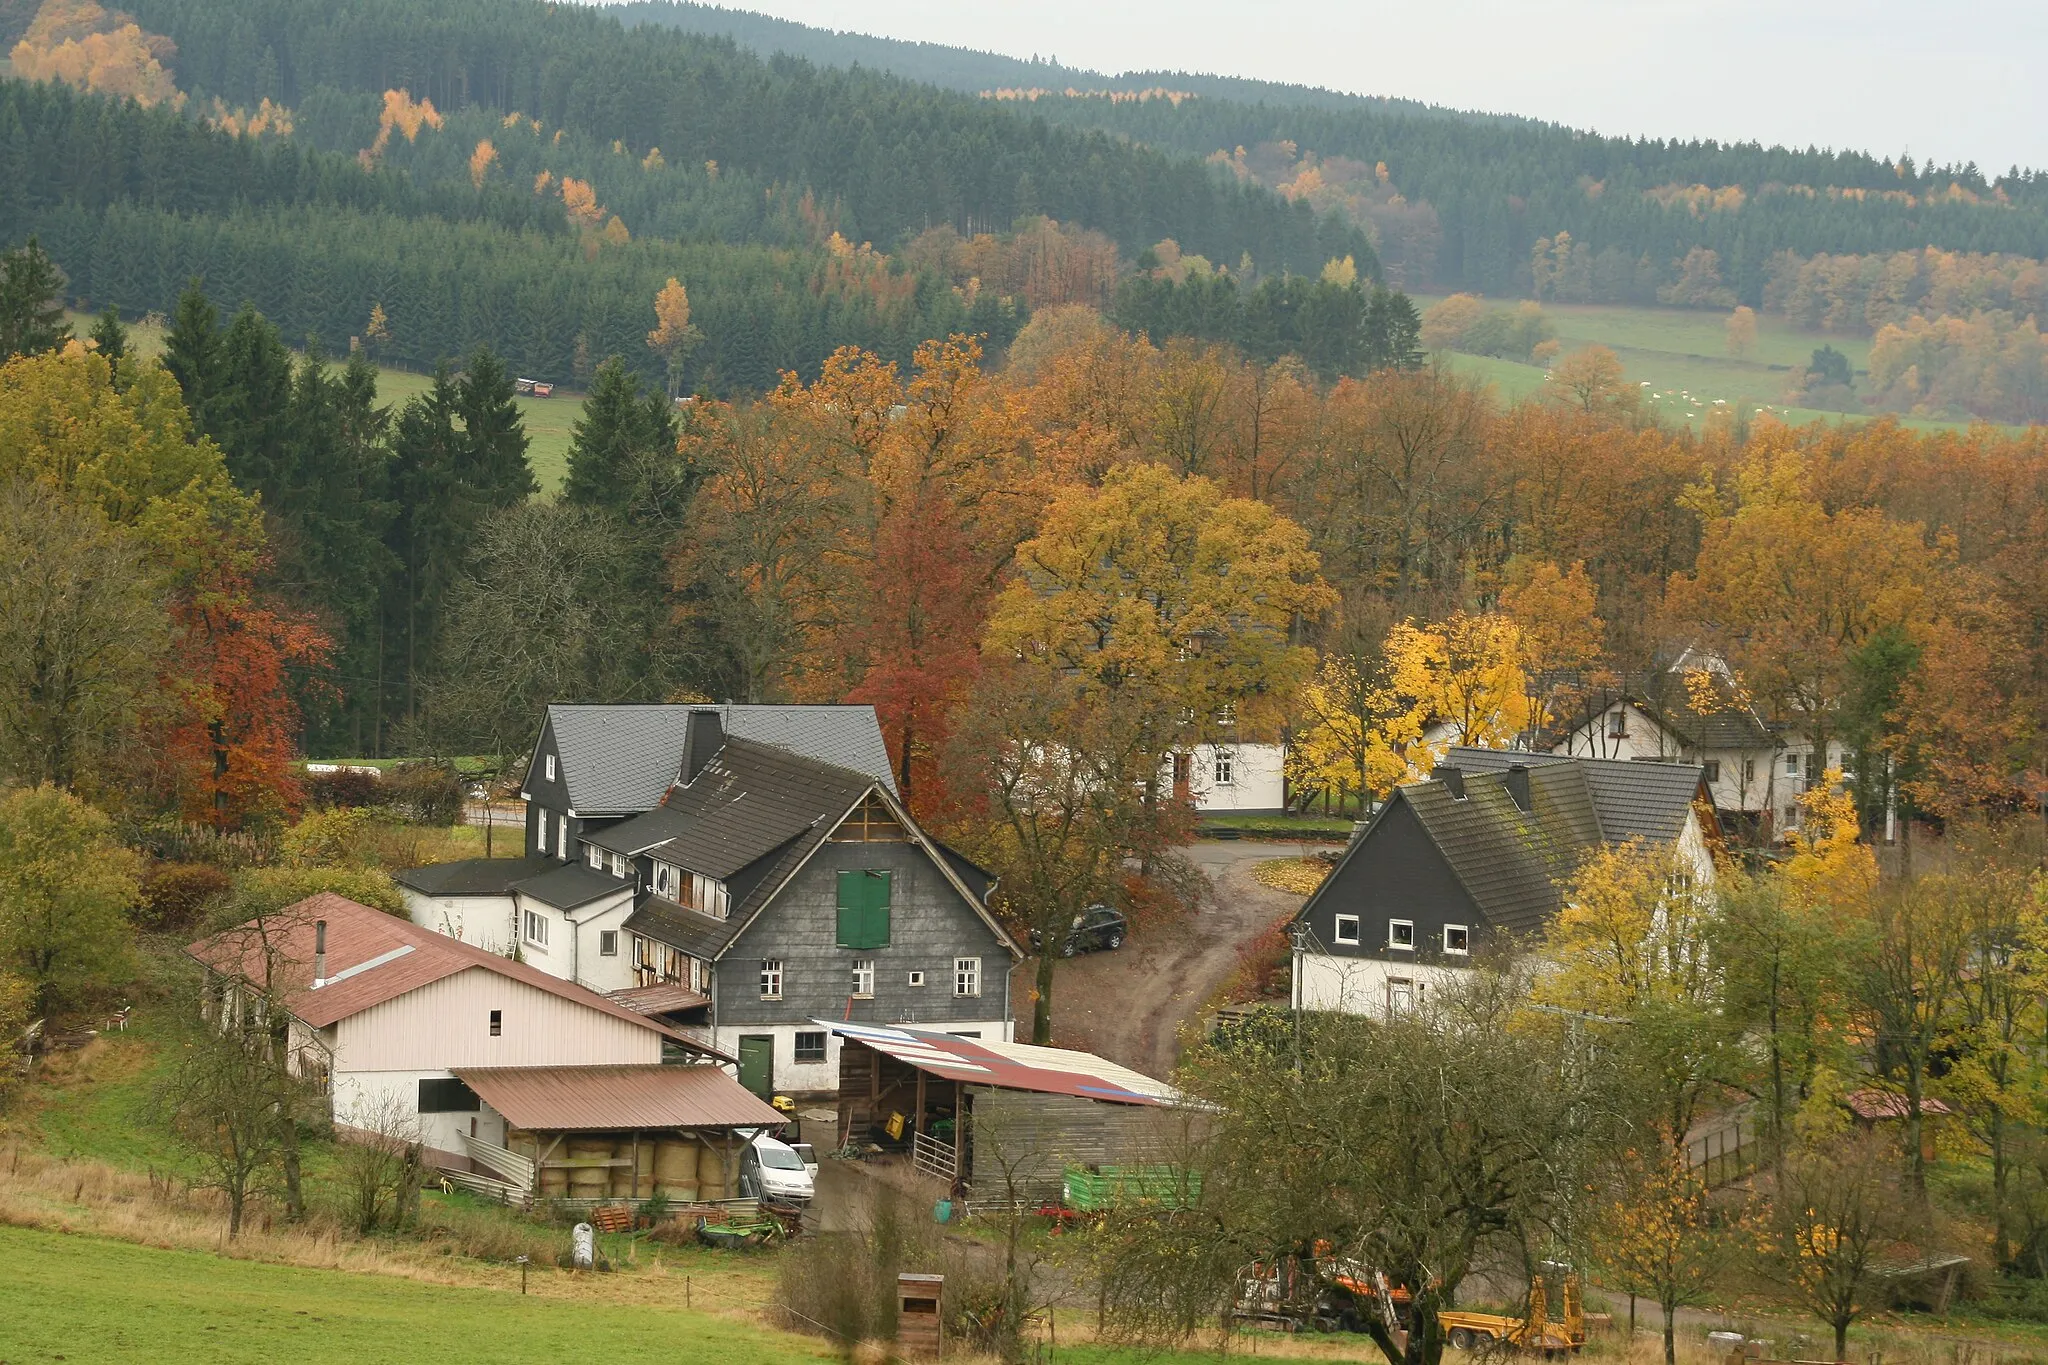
187,892,687,1041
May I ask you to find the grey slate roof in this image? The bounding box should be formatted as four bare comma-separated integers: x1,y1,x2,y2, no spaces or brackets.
543,703,895,815
1402,764,1605,935
395,854,553,897
623,895,741,960
1444,747,1708,844
514,861,634,911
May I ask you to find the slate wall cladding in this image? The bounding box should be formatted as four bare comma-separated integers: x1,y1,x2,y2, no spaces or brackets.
1302,796,1482,966
715,838,1006,1028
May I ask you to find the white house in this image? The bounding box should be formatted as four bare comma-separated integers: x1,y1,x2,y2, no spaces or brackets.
1171,741,1288,813
187,892,745,1164
396,855,640,995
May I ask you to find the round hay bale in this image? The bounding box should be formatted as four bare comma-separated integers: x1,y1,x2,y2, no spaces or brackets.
538,1166,569,1197
661,1181,699,1203
653,1140,699,1184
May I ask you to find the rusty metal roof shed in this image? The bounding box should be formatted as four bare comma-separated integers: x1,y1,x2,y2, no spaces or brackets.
817,1021,1182,1107
455,1065,785,1131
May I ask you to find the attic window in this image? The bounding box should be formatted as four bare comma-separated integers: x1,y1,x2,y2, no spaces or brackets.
1388,919,1415,950
1333,914,1361,946
1606,709,1628,739
1702,760,1721,784
1443,925,1470,955
546,753,557,781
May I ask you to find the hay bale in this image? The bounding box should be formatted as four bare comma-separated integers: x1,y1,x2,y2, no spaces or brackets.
653,1140,699,1184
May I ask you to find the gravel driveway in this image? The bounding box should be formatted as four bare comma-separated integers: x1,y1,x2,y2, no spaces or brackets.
1030,839,1330,1078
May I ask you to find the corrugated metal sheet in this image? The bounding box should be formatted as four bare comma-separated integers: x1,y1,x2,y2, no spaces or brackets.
456,1064,784,1130
819,1021,1181,1106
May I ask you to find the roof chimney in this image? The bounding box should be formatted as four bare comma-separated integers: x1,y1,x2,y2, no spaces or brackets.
679,707,725,785
313,919,328,987
1506,763,1532,813
1438,765,1465,800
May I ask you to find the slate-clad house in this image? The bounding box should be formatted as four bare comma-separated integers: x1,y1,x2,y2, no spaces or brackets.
1293,747,1718,1018
402,703,1019,1099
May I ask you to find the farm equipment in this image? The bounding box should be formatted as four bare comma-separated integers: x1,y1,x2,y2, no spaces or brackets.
1060,1164,1202,1213
1233,1255,1585,1355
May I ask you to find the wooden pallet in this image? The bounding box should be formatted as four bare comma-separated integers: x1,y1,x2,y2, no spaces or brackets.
589,1204,635,1233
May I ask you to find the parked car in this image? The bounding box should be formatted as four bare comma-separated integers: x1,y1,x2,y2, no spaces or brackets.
739,1133,815,1204
789,1142,819,1180
1033,903,1127,957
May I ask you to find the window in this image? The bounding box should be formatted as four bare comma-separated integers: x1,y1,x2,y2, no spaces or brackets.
955,957,982,998
418,1078,481,1113
852,959,875,998
610,852,628,879
536,808,549,854
1387,979,1415,1016
1333,914,1361,945
908,970,926,987
835,870,893,949
759,959,783,1000
523,908,549,949
1702,760,1721,784
599,930,619,957
1743,759,1756,783
557,814,568,856
545,753,556,782
1214,749,1236,787
586,843,604,870
1783,804,1800,825
794,1031,827,1063
488,1008,502,1037
1388,919,1415,950
1444,924,1470,955
1606,709,1628,739
1786,753,1802,776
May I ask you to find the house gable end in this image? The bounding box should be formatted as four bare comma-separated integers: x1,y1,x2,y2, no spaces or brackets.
1298,794,1484,961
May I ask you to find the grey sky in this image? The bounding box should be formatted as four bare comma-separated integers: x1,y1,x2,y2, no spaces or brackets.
722,1,2048,174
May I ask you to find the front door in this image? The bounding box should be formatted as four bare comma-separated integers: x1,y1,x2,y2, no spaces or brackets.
738,1035,775,1098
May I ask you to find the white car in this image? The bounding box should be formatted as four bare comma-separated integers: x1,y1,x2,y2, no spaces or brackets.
739,1134,815,1204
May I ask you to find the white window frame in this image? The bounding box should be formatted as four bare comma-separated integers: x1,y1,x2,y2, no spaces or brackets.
1443,924,1470,955
908,970,926,987
585,843,604,870
536,809,549,855
545,753,556,782
557,814,569,856
1214,748,1235,787
522,908,549,950
1606,709,1628,739
1333,914,1361,945
852,959,875,999
759,959,783,1001
610,852,628,878
1388,919,1415,951
1388,977,1416,1016
955,957,982,998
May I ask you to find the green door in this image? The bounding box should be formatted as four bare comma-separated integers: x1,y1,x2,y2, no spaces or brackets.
738,1035,775,1098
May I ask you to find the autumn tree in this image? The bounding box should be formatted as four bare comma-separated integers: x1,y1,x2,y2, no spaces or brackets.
1288,650,1418,815
1382,611,1534,760
0,785,140,1019
1725,305,1760,358
1855,873,1971,1193
1548,344,1638,419
647,276,703,397
1596,1142,1754,1365
1767,1132,1921,1362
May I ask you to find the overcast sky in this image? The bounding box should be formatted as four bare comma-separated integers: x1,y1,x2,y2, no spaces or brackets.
718,1,2048,174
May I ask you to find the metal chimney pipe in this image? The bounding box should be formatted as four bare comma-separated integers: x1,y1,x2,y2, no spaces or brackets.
313,919,328,987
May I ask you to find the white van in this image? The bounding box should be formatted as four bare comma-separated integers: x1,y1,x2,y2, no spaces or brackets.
739,1134,815,1204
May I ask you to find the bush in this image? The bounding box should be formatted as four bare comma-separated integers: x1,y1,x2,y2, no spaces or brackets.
138,861,234,932
384,762,464,827
302,769,383,810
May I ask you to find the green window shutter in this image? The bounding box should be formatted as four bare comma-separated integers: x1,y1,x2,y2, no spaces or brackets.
836,870,892,949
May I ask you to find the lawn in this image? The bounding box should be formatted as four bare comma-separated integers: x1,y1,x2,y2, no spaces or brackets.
68,312,581,493
0,1225,830,1365
1410,297,1983,434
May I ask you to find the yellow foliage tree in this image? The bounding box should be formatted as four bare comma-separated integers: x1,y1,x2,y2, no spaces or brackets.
1419,293,1484,350
468,138,497,189
1384,611,1534,758
9,0,183,109
1288,652,1422,811
1781,775,1877,911
1500,557,1604,675
560,177,604,231
1725,305,1759,358
646,277,703,398
641,146,665,172
1320,255,1358,288
1548,344,1637,417
1596,1142,1756,1365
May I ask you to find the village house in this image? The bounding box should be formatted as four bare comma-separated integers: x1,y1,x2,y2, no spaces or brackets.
1292,748,1718,1019
1171,741,1288,815
184,892,774,1181
403,703,1021,1100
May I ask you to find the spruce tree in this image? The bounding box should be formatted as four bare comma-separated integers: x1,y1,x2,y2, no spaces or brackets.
455,346,536,509
563,356,677,511
0,236,69,360
89,304,127,364
162,282,229,432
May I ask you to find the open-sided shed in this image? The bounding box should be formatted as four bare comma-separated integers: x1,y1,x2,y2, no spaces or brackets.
821,1021,1190,1198
452,1063,783,1205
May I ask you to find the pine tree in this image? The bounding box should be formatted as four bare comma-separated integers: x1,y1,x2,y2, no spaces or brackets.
162,281,229,432
563,356,676,511
89,304,127,364
455,346,536,509
0,236,70,359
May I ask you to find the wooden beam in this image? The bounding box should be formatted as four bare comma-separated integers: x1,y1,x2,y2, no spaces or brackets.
914,1069,927,1137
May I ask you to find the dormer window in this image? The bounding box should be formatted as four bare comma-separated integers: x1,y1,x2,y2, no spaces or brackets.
585,843,604,871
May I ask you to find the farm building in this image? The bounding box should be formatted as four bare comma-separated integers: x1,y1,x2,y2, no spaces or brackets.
185,892,772,1187
820,1020,1190,1199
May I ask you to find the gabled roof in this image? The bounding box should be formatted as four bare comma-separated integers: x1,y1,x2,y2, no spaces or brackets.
587,737,867,882
622,895,739,960
1537,665,1774,753
1445,747,1709,844
186,893,700,1047
541,702,895,814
